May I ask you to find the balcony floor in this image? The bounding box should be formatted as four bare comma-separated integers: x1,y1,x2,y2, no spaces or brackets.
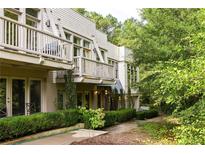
0,48,72,70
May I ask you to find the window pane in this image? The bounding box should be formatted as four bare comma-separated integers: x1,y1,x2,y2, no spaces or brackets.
30,80,41,114
83,40,90,48
12,79,25,116
73,36,81,45
0,79,7,118
26,8,38,18
4,10,18,20
26,19,37,28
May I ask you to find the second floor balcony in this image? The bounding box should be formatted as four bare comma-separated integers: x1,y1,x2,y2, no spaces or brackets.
56,56,116,84
0,16,72,69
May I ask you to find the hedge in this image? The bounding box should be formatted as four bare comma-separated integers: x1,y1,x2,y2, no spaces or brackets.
135,109,158,120
104,108,136,127
0,109,80,141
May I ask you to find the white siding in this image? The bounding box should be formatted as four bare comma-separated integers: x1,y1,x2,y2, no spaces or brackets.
51,9,96,38
95,30,108,49
107,42,119,60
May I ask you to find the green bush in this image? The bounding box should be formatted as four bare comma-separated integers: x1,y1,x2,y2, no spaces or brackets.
135,109,158,120
104,108,136,127
173,99,205,144
79,107,105,129
0,109,80,141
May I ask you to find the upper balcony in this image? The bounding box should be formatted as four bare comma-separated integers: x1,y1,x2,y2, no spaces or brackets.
56,56,116,84
0,16,72,70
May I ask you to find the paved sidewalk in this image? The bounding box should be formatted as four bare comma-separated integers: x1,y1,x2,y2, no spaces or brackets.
20,129,107,145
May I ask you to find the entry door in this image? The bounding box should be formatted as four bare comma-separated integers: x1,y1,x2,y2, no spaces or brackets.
12,79,26,116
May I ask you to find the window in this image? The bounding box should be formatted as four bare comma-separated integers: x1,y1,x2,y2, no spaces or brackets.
108,59,112,65
26,19,37,28
4,10,18,20
64,32,71,41
100,50,105,61
26,8,39,18
73,47,80,57
83,40,90,48
73,36,81,45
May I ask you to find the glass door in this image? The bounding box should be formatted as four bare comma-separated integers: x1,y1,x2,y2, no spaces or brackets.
30,80,41,114
12,79,25,116
0,78,7,118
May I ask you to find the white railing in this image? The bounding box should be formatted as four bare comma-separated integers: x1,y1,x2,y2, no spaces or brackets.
56,57,115,80
0,16,72,61
73,56,115,79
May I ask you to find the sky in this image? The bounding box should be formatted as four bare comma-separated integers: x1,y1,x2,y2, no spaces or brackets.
86,8,142,22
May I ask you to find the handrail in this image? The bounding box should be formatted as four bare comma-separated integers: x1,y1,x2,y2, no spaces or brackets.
73,56,114,67
0,16,72,44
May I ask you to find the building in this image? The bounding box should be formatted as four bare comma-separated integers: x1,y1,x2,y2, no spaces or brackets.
0,8,139,118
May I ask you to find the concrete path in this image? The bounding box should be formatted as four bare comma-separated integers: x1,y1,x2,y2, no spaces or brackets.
20,129,107,145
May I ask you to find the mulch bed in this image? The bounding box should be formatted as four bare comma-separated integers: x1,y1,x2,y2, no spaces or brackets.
71,129,150,145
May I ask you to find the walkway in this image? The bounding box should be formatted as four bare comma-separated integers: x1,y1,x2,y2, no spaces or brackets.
20,129,107,145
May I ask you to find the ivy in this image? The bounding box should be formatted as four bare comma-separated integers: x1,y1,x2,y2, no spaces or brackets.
64,70,77,109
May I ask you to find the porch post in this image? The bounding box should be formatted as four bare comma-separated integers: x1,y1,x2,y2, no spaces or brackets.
19,8,26,49
0,9,4,48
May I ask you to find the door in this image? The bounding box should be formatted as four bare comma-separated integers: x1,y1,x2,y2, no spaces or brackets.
12,79,26,116
29,80,41,114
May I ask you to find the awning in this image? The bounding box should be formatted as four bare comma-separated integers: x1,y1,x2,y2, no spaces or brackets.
97,79,124,94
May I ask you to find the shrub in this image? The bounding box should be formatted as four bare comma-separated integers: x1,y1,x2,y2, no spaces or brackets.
135,109,158,120
79,107,105,129
104,108,136,127
173,99,205,144
0,109,80,141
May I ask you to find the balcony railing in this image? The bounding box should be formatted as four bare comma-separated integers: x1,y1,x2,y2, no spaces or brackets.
56,56,115,81
0,16,72,61
73,56,115,79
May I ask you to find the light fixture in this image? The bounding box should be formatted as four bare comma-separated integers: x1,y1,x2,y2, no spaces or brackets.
94,91,98,95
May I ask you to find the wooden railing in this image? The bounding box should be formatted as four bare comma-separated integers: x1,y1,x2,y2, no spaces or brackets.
74,56,115,79
56,56,115,80
0,16,72,61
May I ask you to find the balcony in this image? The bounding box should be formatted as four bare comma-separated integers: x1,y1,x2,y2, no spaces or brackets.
56,56,115,84
0,16,72,69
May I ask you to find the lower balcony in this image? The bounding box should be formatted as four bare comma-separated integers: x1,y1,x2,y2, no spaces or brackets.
56,56,115,84
0,16,72,70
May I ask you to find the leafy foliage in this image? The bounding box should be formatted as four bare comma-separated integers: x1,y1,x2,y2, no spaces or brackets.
79,107,105,129
173,98,205,144
64,70,77,109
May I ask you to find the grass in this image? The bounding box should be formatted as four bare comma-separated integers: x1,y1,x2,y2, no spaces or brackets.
138,118,178,144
